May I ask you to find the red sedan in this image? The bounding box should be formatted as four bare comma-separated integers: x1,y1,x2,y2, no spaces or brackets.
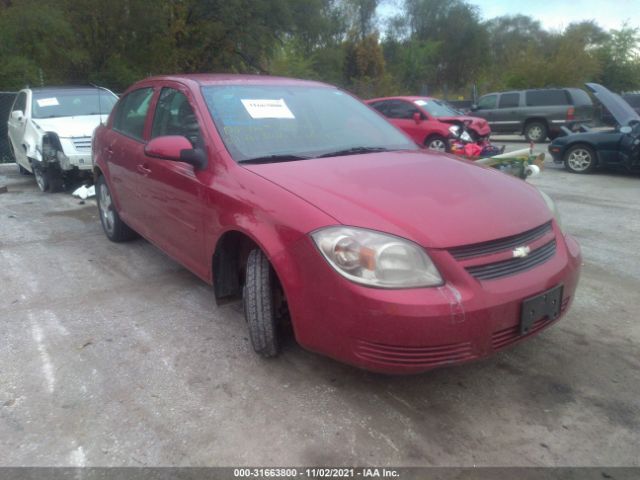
93,74,581,374
366,96,491,151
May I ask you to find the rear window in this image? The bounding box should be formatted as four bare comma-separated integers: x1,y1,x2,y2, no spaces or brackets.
525,90,570,107
498,93,520,108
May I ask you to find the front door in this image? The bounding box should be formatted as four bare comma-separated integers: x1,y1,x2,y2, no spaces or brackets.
139,85,208,278
7,91,29,169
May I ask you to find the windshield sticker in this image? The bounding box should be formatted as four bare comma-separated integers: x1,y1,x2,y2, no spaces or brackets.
414,100,427,106
240,98,295,119
36,97,59,107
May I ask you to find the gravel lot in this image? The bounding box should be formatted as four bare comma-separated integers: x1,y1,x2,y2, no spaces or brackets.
1,140,639,467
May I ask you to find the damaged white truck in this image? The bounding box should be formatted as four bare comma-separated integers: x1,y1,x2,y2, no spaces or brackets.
6,86,117,192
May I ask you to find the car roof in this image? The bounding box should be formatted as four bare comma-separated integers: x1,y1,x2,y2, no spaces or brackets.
138,73,332,89
366,96,436,103
28,86,108,93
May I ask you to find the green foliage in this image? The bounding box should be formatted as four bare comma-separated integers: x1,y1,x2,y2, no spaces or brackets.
0,0,639,98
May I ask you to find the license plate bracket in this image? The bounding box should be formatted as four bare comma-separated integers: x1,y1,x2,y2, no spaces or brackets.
520,285,563,335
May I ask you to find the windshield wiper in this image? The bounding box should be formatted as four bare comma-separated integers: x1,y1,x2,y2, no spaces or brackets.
239,154,311,164
316,146,391,158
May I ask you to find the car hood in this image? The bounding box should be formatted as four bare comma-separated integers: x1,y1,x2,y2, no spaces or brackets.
245,151,550,248
437,115,491,135
31,115,109,138
586,83,640,127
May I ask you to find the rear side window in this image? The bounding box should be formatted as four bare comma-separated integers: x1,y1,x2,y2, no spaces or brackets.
12,92,26,112
369,101,389,115
498,93,520,108
477,95,497,109
113,87,154,140
526,90,569,106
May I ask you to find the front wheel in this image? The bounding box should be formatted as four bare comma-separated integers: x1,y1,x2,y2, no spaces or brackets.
32,163,63,192
96,175,137,242
243,249,280,357
425,136,448,152
564,145,596,174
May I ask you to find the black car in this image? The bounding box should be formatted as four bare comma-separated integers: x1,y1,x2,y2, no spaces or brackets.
549,83,640,174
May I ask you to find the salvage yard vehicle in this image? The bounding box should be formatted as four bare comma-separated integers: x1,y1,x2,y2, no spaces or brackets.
6,86,118,192
366,96,491,152
549,83,640,174
470,88,594,142
92,74,581,374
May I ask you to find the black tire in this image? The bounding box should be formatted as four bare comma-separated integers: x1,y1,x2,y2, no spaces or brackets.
243,249,279,357
564,145,596,174
96,175,138,242
425,135,449,152
32,162,63,192
524,121,548,143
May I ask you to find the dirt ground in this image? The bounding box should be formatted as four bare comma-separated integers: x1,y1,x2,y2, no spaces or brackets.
0,149,638,466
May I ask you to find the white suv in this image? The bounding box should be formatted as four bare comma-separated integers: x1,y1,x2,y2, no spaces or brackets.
6,86,118,192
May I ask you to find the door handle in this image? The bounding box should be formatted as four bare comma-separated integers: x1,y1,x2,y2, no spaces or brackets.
136,164,151,175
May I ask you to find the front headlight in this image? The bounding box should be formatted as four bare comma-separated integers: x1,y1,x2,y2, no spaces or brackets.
311,226,443,288
539,190,563,231
448,125,460,137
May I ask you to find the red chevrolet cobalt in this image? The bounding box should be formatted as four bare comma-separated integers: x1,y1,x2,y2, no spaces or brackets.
92,74,581,374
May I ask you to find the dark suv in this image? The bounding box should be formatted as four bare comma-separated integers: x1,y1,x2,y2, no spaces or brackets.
470,88,594,142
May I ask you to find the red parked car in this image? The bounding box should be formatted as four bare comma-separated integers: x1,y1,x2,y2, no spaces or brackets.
366,96,491,151
93,74,581,374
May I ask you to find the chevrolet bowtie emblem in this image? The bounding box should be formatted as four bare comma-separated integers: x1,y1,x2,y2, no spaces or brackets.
512,246,531,258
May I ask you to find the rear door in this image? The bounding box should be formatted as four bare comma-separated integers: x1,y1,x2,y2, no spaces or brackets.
106,86,156,235
7,91,28,168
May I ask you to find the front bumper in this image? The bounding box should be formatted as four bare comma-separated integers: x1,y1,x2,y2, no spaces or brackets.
548,144,564,163
282,227,581,374
59,137,93,171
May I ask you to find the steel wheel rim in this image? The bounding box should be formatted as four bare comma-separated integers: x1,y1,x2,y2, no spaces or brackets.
34,168,46,191
428,139,446,151
99,184,115,235
567,148,592,171
528,126,543,141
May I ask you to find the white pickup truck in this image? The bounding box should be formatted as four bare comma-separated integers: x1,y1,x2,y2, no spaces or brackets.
6,86,118,192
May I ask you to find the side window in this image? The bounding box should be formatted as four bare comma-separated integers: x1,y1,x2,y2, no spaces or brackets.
386,101,421,119
151,88,202,147
526,90,569,106
12,92,26,113
369,101,389,115
113,87,154,140
477,95,497,110
498,93,520,108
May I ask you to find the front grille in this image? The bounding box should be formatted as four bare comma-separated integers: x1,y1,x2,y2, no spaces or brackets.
491,295,571,350
72,136,92,151
449,221,553,260
466,240,556,281
354,339,475,368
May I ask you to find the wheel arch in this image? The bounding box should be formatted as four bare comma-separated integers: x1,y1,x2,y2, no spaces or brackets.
522,117,549,133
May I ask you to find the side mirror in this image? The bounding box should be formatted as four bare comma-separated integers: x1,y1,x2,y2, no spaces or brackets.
470,104,479,111
620,126,632,134
144,135,207,170
11,110,24,121
413,112,422,124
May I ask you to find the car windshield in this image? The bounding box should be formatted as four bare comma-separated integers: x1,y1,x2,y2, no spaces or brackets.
201,85,417,162
414,99,460,117
31,90,118,119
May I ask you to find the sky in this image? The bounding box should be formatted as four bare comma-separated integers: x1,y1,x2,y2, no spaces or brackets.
378,0,640,32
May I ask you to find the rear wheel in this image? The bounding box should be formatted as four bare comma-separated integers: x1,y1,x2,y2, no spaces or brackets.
96,175,137,242
32,162,63,192
243,249,280,357
564,145,596,174
425,135,448,152
524,121,548,143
